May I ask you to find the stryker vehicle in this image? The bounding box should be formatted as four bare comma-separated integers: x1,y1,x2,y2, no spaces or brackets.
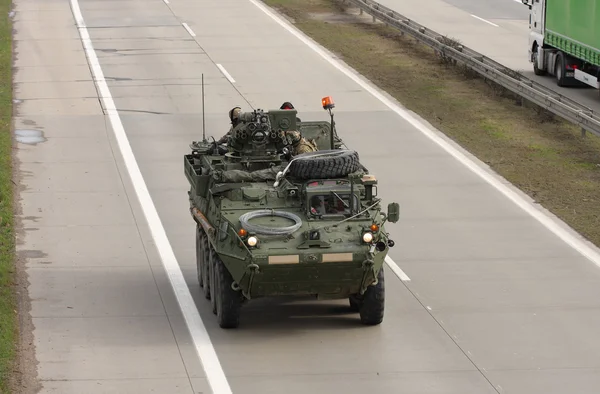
184,78,400,329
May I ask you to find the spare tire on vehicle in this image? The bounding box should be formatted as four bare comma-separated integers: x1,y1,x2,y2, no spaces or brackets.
288,149,360,180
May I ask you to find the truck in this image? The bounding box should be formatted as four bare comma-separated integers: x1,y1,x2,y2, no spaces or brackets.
522,0,600,92
184,80,400,329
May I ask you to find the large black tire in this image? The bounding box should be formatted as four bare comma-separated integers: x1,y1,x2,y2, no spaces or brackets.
195,226,204,288
209,247,217,314
214,255,243,329
555,53,566,87
199,229,211,300
358,267,385,325
532,46,546,76
288,149,360,180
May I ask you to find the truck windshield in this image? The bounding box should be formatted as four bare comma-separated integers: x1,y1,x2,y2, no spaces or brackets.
309,192,359,217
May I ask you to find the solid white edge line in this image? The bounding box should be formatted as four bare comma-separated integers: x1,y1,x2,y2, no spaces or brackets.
385,256,411,281
182,22,196,37
470,14,500,27
68,1,232,394
217,64,236,83
247,0,600,270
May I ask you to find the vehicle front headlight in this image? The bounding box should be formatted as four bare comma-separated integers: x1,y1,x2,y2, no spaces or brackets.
247,236,258,247
362,232,373,243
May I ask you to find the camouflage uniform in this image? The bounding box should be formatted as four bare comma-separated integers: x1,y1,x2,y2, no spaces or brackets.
286,130,318,155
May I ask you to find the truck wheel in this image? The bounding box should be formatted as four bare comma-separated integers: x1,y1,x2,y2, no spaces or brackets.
209,247,218,314
532,46,546,76
555,53,566,87
358,267,385,325
195,226,204,288
214,255,243,329
288,149,360,180
200,229,211,300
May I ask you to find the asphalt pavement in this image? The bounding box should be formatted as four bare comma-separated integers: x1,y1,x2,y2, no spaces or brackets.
13,0,600,393
374,0,600,112
441,0,527,20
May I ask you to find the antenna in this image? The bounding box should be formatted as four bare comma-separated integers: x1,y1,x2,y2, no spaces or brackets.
202,73,206,142
328,107,336,149
321,96,336,149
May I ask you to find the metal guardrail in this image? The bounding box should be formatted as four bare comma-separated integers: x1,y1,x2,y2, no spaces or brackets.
340,0,600,137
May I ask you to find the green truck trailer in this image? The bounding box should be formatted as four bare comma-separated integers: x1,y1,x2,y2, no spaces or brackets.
522,0,600,92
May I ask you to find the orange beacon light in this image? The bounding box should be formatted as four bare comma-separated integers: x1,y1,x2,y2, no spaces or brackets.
322,96,335,110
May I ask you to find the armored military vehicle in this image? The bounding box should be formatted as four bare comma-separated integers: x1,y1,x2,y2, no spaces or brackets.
184,82,399,329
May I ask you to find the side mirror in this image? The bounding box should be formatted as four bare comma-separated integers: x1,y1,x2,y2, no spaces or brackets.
386,202,400,223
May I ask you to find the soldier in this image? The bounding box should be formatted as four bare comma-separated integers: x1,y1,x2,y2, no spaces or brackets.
217,106,242,144
229,106,242,125
285,130,318,155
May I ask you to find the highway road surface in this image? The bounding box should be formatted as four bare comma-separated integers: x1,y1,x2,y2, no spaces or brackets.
12,0,600,392
374,0,600,112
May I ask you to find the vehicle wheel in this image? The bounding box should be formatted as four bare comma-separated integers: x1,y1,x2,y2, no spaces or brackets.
200,229,211,300
288,149,360,180
195,225,204,288
359,267,385,326
555,53,566,87
348,294,361,312
209,246,217,314
214,256,243,329
532,46,546,76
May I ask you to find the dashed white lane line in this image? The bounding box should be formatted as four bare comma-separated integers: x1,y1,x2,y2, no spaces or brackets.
248,0,600,270
68,1,232,394
385,256,411,281
470,14,499,27
217,64,236,83
182,22,196,37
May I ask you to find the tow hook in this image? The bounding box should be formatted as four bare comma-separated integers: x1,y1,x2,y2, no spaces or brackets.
359,258,375,294
242,263,259,299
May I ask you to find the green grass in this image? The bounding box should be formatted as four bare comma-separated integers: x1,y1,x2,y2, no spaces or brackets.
0,0,14,392
262,0,600,248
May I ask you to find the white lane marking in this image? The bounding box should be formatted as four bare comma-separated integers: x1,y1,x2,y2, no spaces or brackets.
470,14,499,27
182,22,196,37
248,0,600,270
163,0,169,4
217,64,236,83
385,256,410,281
68,1,232,393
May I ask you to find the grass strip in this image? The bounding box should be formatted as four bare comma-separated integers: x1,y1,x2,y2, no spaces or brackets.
263,0,600,247
0,0,14,392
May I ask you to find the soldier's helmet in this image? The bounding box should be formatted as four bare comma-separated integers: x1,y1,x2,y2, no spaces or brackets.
280,102,295,110
228,106,242,123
